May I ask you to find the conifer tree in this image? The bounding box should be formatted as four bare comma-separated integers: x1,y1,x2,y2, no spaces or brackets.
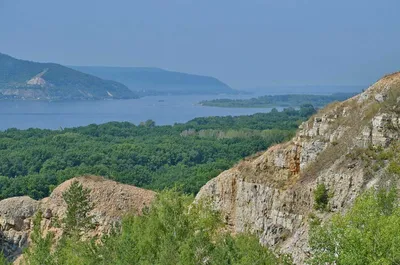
62,180,93,235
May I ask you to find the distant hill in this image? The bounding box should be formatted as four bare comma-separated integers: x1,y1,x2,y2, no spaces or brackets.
0,53,138,100
72,66,237,96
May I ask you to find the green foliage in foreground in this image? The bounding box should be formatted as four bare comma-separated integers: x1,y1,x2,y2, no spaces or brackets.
308,188,400,265
24,212,54,265
24,190,291,265
0,254,9,265
0,107,312,200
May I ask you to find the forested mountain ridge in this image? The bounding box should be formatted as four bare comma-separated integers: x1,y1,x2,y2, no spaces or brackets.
196,72,400,264
72,66,237,96
0,53,137,100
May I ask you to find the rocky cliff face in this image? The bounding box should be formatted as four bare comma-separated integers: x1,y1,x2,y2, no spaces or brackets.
0,197,38,260
196,72,400,264
0,176,155,262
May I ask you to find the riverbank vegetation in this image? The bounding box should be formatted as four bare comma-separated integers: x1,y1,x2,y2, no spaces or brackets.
199,93,355,108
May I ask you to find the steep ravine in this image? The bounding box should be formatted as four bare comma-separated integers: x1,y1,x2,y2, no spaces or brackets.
195,72,400,264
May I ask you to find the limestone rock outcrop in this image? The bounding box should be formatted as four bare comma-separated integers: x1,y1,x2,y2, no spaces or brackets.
196,72,400,264
41,176,155,236
0,197,39,260
0,176,155,262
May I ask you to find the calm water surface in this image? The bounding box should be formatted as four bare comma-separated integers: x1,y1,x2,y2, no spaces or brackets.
0,94,279,130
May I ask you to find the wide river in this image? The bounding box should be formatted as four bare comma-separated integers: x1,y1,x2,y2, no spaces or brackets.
0,94,279,130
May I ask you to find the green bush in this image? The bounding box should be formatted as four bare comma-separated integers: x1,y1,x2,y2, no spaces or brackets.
308,188,400,265
388,161,400,175
313,183,329,211
0,253,9,265
24,212,54,265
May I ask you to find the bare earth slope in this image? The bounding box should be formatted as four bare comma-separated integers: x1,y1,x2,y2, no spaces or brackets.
196,72,400,264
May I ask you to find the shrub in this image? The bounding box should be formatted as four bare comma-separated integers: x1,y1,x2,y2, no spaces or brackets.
0,253,9,265
313,183,329,211
308,213,321,227
308,188,400,265
24,212,55,265
388,161,400,175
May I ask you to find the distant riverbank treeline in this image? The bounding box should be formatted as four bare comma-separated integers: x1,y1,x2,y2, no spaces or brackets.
199,93,356,108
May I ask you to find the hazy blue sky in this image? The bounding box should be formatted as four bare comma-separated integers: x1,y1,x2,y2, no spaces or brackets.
1,0,399,89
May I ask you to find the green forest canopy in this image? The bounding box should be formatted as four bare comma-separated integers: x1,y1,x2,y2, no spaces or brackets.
0,105,315,200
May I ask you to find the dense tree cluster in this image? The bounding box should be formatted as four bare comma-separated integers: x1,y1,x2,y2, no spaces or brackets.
0,107,313,200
